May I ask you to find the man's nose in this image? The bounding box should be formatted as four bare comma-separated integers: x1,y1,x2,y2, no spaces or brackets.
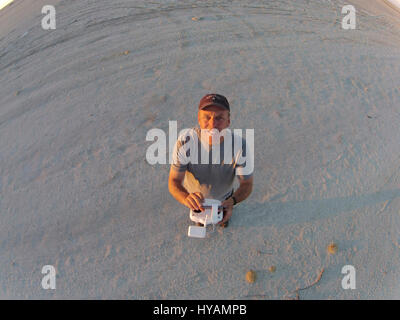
209,118,217,128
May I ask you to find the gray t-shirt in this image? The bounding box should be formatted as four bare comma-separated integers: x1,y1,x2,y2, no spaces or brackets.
171,127,253,201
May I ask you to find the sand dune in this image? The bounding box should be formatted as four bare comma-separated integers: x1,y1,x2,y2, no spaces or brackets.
1,0,400,299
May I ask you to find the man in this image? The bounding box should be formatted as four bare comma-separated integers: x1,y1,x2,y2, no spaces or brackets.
168,93,253,227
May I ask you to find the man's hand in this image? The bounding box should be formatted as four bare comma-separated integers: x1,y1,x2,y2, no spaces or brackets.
220,197,234,225
169,168,205,211
183,192,205,212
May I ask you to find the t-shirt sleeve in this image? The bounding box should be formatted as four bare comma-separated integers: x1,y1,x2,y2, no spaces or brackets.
170,136,189,172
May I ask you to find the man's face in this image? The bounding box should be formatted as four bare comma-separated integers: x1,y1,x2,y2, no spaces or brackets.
198,105,230,131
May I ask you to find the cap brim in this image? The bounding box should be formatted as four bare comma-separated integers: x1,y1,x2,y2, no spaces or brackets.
199,103,229,111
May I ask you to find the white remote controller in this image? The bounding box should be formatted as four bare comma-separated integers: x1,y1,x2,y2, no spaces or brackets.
189,198,222,226
188,199,223,238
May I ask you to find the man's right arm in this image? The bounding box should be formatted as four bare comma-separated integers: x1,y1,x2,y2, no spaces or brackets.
168,167,204,212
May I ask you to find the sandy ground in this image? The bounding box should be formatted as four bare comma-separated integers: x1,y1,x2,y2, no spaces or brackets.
1,0,400,299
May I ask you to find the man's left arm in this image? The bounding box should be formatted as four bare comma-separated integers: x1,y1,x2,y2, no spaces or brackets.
220,176,253,224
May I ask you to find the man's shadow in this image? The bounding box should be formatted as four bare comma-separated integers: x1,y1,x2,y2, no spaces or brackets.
234,189,400,228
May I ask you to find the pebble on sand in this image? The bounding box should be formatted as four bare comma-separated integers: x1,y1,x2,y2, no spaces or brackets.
268,266,276,273
246,270,256,283
327,242,338,254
